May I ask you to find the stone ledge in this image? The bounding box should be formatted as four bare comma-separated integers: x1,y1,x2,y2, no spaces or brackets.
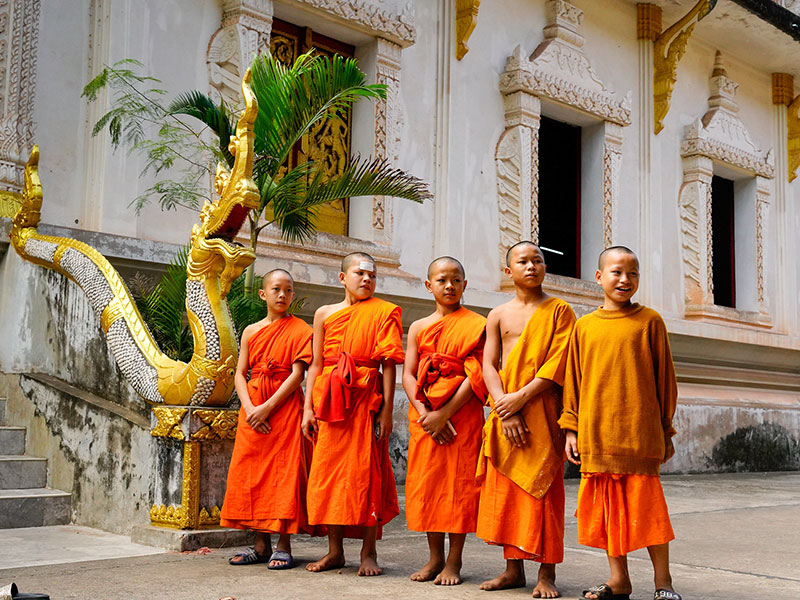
130,524,254,552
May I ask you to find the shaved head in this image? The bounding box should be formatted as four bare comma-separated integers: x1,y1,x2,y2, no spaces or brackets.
427,256,465,279
262,268,294,288
598,246,638,270
341,252,376,273
505,241,543,266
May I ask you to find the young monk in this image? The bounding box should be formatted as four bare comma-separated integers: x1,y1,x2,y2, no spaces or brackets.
301,252,404,576
477,241,576,599
221,269,313,570
403,256,488,586
560,246,680,600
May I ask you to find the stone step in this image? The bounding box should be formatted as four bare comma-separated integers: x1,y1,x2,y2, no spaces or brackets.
0,488,71,529
0,455,47,489
0,426,25,455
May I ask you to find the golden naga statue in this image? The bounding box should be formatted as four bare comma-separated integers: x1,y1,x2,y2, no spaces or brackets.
8,70,260,407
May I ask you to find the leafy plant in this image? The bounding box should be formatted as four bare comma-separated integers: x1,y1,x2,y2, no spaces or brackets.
131,247,308,357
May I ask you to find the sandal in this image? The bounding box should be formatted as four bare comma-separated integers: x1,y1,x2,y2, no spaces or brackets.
0,583,50,600
583,583,630,600
267,550,295,570
654,590,682,600
228,547,268,565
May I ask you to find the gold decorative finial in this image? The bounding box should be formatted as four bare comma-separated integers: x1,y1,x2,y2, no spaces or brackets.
652,0,715,134
773,73,800,182
455,0,480,60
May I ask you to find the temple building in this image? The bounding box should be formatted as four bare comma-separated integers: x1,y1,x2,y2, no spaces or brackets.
0,0,798,539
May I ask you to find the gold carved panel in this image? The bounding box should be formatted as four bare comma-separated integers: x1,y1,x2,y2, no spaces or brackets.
268,19,352,236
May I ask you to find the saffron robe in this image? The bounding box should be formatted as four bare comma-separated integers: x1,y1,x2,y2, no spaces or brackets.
476,297,575,562
559,304,678,555
576,473,674,556
220,315,313,534
405,307,488,534
306,297,404,535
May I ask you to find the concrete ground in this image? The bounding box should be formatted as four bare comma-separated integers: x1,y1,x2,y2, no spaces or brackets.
1,472,798,600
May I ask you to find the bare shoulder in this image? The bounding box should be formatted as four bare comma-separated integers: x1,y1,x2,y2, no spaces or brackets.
314,301,346,324
487,300,513,324
242,318,268,340
410,312,440,333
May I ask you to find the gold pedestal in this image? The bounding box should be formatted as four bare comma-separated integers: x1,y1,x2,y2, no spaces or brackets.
148,406,238,529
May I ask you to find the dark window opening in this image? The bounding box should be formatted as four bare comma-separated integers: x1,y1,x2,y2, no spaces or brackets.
538,116,581,278
711,175,736,308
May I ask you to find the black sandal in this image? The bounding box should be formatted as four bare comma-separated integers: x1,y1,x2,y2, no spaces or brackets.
0,583,50,600
228,547,268,565
583,583,631,600
654,590,682,600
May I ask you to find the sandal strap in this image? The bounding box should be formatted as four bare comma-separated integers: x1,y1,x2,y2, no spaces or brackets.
583,584,612,599
654,590,681,600
229,547,264,564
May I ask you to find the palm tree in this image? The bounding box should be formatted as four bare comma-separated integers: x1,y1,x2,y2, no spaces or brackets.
170,51,431,292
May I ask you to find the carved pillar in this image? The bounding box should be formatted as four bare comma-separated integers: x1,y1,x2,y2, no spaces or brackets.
372,38,402,243
602,122,623,248
207,0,273,108
0,0,40,193
755,176,770,312
679,154,714,307
495,79,541,270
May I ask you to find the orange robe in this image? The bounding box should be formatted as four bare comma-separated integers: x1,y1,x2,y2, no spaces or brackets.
405,307,488,534
306,297,404,536
220,316,313,534
476,297,575,562
560,303,678,556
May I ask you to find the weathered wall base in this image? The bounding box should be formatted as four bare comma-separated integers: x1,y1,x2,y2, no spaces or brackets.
3,373,154,535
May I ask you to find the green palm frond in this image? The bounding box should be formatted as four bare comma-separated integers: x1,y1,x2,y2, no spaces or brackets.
132,246,193,362
250,51,385,171
265,156,431,242
169,91,235,167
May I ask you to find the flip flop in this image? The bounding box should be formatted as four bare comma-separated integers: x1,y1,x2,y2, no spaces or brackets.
0,583,50,600
267,550,295,570
583,583,630,600
228,547,268,565
654,590,682,600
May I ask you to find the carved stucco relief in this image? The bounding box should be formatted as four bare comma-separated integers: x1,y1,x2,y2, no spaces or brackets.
495,0,630,271
0,0,40,193
679,52,773,323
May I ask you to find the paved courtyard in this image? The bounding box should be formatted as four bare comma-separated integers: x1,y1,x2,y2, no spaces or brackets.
1,472,798,600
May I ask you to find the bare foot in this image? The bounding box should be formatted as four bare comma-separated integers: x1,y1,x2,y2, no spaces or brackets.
358,554,383,576
434,563,462,586
410,559,444,582
306,552,345,572
532,564,559,598
480,569,526,591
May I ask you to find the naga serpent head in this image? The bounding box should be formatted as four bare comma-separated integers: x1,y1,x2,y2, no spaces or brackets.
188,68,260,296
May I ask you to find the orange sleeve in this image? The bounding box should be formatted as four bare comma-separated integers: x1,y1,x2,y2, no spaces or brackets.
293,326,313,366
535,303,576,385
558,325,581,432
375,305,405,364
649,315,678,438
464,332,489,403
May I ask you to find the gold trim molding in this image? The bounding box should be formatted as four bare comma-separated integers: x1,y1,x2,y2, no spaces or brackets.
772,73,800,182
455,0,480,60
192,409,238,441
150,407,187,440
649,0,716,134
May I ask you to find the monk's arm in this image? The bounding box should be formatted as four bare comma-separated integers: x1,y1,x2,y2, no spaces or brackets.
402,321,427,417
301,309,326,440
482,309,506,401
254,361,307,416
235,325,269,434
494,377,556,420
375,360,396,440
